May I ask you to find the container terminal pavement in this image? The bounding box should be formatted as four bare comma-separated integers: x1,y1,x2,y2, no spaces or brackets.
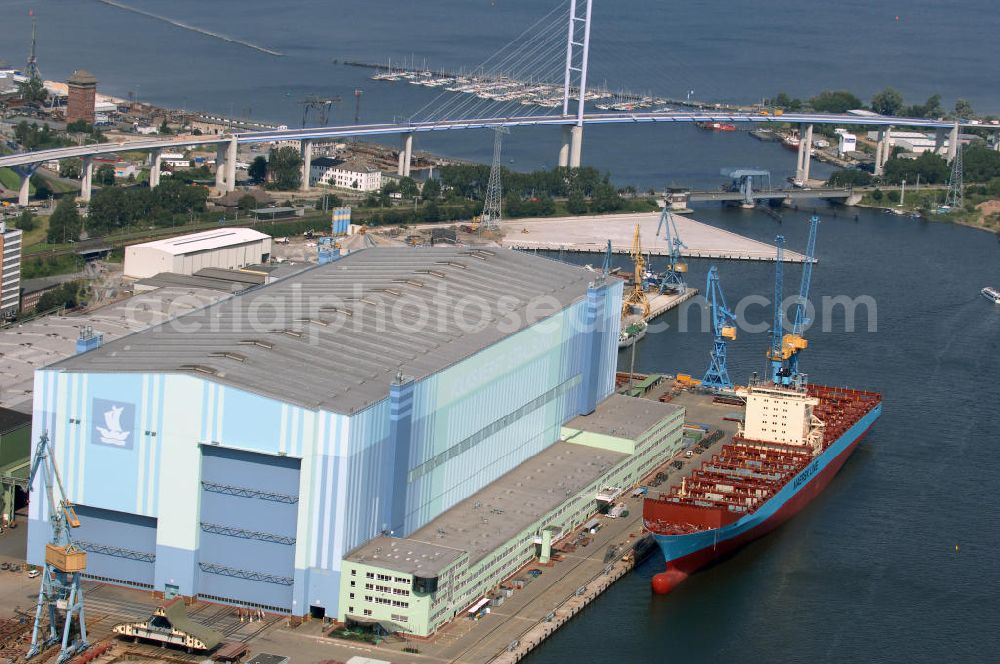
25,246,684,635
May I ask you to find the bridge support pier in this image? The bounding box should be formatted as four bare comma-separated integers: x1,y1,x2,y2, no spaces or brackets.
558,126,571,168
80,157,94,203
993,131,1000,152
398,133,413,177
569,125,583,168
17,169,31,206
934,127,948,156
795,124,813,184
149,149,162,189
214,145,226,192
947,122,959,163
874,127,892,177
225,137,237,193
300,139,313,191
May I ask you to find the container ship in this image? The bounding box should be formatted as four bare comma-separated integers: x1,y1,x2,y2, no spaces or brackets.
642,381,881,593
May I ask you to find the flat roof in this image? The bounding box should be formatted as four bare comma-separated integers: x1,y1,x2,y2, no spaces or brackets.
346,437,628,575
51,247,594,414
0,287,228,413
565,393,682,440
128,228,270,256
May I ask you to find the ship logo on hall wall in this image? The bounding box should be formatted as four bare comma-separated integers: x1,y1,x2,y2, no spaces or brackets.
92,398,134,449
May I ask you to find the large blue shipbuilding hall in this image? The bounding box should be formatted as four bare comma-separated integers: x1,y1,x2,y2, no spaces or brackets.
28,246,622,617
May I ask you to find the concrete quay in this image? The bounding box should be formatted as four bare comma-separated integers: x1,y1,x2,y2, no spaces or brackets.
503,211,805,262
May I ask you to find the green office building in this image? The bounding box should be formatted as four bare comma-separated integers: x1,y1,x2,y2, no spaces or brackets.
339,394,684,636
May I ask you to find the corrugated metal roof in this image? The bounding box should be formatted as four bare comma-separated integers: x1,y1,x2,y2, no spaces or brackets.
129,228,270,256
51,247,595,414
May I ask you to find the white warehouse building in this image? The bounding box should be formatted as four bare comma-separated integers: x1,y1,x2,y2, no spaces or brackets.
124,228,272,279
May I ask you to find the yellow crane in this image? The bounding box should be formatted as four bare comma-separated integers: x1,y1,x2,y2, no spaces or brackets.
622,224,651,318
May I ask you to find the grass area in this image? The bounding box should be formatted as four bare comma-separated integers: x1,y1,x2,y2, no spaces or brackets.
860,188,1000,233
20,254,85,280
0,167,32,195
19,212,50,247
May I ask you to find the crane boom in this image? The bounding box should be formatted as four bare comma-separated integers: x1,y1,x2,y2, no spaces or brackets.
768,235,787,385
787,215,820,378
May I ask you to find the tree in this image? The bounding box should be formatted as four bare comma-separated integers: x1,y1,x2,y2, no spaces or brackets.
47,197,83,244
954,99,975,119
60,158,82,179
566,190,588,215
315,192,343,209
883,152,950,185
809,90,863,114
905,94,943,119
95,164,116,186
158,120,173,135
827,169,874,187
248,156,268,184
66,120,92,133
15,208,37,231
421,178,441,199
773,92,803,112
16,76,47,104
36,282,84,312
266,146,302,190
237,194,258,212
871,87,904,116
398,176,419,198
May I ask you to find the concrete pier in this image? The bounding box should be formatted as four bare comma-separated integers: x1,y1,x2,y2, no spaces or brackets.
149,149,162,188
398,132,413,176
17,170,31,206
569,125,583,168
874,127,892,177
796,124,814,183
225,137,237,193
214,145,226,191
947,122,959,163
299,139,313,191
503,212,806,262
558,126,571,167
80,157,94,203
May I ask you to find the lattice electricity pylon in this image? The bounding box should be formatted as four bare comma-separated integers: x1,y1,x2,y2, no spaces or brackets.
480,127,509,232
26,432,89,664
945,138,964,210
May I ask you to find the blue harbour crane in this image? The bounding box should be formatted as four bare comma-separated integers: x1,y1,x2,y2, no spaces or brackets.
787,215,820,379
701,266,738,391
26,432,89,664
655,207,688,293
767,235,789,386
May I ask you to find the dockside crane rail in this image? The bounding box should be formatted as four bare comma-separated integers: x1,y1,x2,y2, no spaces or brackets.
26,432,89,664
701,266,738,391
655,206,688,293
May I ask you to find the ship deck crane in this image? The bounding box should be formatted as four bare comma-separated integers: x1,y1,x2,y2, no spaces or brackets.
26,432,89,664
701,266,738,391
656,207,688,293
622,224,651,318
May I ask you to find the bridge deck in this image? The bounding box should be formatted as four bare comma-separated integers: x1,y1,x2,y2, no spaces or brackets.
503,212,804,262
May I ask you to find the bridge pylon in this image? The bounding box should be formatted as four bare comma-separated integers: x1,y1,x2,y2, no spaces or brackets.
560,0,593,168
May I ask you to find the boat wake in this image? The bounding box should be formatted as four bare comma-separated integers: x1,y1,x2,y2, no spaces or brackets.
95,0,284,57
